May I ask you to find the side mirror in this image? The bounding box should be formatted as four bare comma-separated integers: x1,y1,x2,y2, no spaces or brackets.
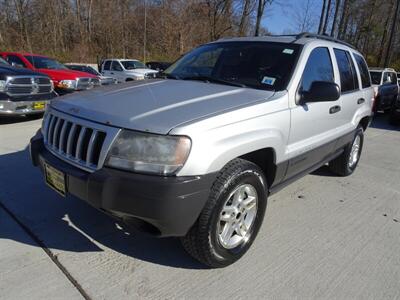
301,81,340,103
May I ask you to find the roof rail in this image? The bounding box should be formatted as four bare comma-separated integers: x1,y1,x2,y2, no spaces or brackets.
294,32,355,49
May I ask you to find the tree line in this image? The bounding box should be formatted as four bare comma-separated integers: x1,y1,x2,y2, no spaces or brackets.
0,0,399,69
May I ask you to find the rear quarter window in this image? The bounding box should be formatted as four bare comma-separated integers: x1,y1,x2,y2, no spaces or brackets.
354,54,371,88
334,48,359,93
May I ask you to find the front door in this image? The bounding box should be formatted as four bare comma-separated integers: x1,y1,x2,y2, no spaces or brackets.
286,47,343,179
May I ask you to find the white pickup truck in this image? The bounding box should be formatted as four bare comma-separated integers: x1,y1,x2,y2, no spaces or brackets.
100,59,158,82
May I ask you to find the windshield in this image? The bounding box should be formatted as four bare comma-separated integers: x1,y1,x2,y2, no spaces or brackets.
0,57,8,65
369,71,382,85
164,42,301,91
121,60,146,70
25,56,68,70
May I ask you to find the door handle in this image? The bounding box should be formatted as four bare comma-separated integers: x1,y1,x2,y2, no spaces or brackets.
329,105,341,114
357,98,365,104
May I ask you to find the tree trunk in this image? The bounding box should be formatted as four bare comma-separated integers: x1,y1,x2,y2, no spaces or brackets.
383,0,400,66
322,0,332,34
318,0,327,34
337,0,348,39
255,0,267,36
330,0,341,37
238,0,251,36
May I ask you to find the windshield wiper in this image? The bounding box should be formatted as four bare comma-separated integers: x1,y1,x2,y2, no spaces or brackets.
182,76,247,88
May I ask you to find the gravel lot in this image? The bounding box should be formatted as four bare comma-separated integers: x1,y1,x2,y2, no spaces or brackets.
0,114,399,300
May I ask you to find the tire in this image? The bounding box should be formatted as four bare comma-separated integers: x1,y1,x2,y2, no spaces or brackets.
389,108,399,125
181,158,268,268
329,126,364,176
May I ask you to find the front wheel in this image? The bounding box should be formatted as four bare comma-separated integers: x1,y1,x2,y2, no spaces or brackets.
329,126,364,176
181,158,268,268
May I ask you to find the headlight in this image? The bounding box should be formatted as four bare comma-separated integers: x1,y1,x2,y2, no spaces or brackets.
0,80,6,92
58,80,76,90
105,130,191,175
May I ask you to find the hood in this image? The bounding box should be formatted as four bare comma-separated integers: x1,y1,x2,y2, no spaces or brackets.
125,68,158,75
0,65,49,78
52,79,274,134
36,68,97,82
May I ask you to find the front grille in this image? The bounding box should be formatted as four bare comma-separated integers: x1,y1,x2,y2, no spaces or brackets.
43,112,109,171
76,77,91,90
6,76,52,96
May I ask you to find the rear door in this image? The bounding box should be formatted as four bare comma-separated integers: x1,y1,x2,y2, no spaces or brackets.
332,48,363,135
353,53,374,114
286,46,343,179
110,61,124,82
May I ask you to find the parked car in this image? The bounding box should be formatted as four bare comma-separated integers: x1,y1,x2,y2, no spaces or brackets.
145,61,172,72
369,67,399,112
30,33,373,268
100,59,158,82
0,57,55,116
0,52,99,94
65,64,117,86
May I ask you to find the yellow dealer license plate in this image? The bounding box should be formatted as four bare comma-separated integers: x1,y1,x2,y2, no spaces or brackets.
44,163,66,197
33,102,45,110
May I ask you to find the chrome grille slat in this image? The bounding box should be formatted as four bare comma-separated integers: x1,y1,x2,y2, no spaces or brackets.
75,127,87,160
66,124,77,156
52,118,62,149
47,115,57,146
58,121,69,152
43,110,117,172
86,130,98,166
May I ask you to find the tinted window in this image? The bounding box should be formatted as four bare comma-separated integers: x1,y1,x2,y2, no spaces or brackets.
103,60,111,71
370,71,382,85
300,47,334,92
334,49,358,92
6,55,26,68
166,42,301,91
25,56,67,69
111,61,123,71
121,60,146,70
390,72,397,84
68,65,100,76
354,54,371,88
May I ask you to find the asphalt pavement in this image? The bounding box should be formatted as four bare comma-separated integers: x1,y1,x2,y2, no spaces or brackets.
0,114,399,299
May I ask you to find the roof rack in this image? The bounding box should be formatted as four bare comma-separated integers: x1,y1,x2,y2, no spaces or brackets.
294,32,355,49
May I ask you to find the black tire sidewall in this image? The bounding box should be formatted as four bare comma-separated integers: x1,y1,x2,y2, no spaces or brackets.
208,167,267,265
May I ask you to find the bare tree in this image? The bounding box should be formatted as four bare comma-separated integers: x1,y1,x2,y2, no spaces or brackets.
330,0,341,37
322,0,332,34
254,0,272,36
318,0,327,34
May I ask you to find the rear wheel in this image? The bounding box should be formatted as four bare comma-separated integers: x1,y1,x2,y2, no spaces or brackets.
329,126,364,176
181,158,268,268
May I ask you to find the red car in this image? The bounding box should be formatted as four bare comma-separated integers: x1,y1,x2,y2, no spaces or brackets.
0,52,99,94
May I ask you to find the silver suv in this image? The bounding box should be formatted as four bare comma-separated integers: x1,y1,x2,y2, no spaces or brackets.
30,33,374,268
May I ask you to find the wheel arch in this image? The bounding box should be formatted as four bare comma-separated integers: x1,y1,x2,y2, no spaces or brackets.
239,147,277,188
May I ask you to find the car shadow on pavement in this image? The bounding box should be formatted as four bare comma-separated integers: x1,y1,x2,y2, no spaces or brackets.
369,112,400,131
0,147,206,269
0,114,44,125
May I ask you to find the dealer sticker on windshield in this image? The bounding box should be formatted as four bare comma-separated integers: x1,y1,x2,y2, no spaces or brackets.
261,76,276,85
283,48,294,54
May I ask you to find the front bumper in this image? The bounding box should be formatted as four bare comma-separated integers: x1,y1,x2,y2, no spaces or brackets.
30,132,215,237
0,99,50,115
